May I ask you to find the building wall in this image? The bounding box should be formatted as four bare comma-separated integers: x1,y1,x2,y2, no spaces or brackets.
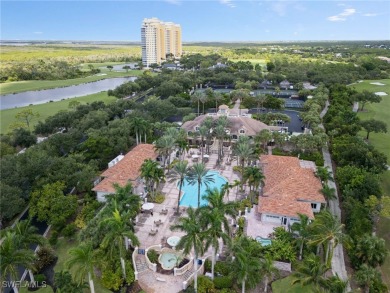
261,213,303,226
96,191,111,202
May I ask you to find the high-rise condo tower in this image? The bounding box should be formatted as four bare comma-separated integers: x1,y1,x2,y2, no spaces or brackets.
141,18,182,67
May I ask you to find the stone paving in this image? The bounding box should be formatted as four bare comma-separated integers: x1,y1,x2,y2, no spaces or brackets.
133,146,286,292
245,205,281,239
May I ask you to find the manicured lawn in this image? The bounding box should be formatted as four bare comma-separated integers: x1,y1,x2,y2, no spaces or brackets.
349,79,390,94
272,276,315,293
0,69,143,95
377,216,390,288
230,58,267,66
0,91,116,134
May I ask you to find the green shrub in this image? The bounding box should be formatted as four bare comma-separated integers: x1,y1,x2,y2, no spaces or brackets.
101,267,123,291
204,259,212,272
147,249,159,263
62,223,77,238
213,276,233,289
218,288,236,293
34,274,46,283
232,166,243,174
125,260,135,285
214,261,231,276
153,193,165,204
237,199,251,213
197,275,215,293
49,231,58,246
34,246,57,273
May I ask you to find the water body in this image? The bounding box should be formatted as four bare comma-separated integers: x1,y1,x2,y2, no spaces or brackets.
0,77,136,110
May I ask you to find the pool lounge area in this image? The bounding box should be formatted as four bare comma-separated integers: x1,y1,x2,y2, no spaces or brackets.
179,170,228,207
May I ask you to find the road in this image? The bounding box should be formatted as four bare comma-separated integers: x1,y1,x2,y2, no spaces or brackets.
320,101,351,290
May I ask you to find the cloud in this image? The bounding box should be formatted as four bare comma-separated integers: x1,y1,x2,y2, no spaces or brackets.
33,32,43,34
265,29,270,33
164,0,181,5
327,8,356,21
362,13,378,17
220,0,235,8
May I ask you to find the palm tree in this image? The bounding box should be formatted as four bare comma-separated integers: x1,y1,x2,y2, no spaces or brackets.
214,92,223,113
323,274,349,293
291,214,311,260
255,129,272,151
198,126,209,159
140,159,165,199
12,219,46,249
10,219,46,285
200,93,207,114
233,140,254,190
254,93,267,114
291,253,328,291
187,163,215,208
354,235,388,267
192,91,204,116
107,183,141,216
170,208,205,292
101,209,139,278
168,161,191,214
199,188,237,279
221,181,235,201
309,210,345,267
0,232,36,293
214,124,227,163
201,117,213,154
242,166,265,193
155,135,176,169
129,117,146,145
315,166,334,185
67,242,99,293
355,264,381,293
261,255,278,293
320,184,337,206
234,248,262,293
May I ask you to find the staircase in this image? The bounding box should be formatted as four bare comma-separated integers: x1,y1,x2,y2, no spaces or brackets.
135,254,148,274
180,268,194,281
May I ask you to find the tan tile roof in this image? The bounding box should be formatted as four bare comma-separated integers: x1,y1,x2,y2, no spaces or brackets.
258,197,314,219
93,144,157,194
182,115,278,136
258,155,325,217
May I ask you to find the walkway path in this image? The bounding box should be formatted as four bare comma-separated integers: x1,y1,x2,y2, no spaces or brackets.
233,98,241,110
320,101,351,290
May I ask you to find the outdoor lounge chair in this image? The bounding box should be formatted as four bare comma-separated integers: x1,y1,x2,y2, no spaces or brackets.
159,209,168,215
154,219,162,226
149,229,158,236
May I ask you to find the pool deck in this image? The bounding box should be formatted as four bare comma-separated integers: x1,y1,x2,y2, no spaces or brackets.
133,149,277,292
245,204,282,239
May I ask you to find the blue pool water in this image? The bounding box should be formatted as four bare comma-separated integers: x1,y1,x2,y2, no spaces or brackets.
179,171,227,207
255,236,272,246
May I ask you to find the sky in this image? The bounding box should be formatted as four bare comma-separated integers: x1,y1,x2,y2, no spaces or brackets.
1,0,389,42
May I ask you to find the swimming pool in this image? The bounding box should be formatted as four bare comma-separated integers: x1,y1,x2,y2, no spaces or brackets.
255,236,272,246
179,171,228,207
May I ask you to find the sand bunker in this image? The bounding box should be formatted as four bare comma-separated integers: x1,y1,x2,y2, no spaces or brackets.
370,82,385,86
375,92,388,96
